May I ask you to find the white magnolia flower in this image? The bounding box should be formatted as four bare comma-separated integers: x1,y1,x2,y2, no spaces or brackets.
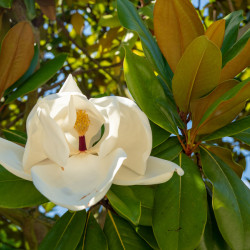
0,75,183,211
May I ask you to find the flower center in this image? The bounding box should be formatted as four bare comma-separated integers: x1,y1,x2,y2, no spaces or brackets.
74,110,90,152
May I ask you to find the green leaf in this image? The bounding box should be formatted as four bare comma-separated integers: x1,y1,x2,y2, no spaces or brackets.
99,14,121,28
6,53,67,104
222,29,250,67
130,186,155,226
0,165,48,208
24,0,36,20
201,115,250,141
150,121,170,148
151,137,182,161
153,153,207,250
200,147,250,250
136,226,159,250
197,195,230,250
124,48,181,134
104,211,151,250
4,45,40,96
221,10,244,55
233,128,250,145
198,77,250,127
39,210,86,250
76,212,108,250
2,129,27,145
107,185,141,225
117,0,173,89
0,0,13,8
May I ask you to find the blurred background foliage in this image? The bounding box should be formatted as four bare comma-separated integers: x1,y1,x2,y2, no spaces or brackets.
0,0,249,248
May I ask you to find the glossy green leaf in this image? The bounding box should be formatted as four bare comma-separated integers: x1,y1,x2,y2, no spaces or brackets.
4,45,39,96
150,121,170,148
233,128,250,145
124,48,181,134
76,212,108,250
198,77,250,127
39,210,86,250
200,147,250,250
2,129,27,145
117,0,173,89
201,115,250,141
0,0,13,8
107,185,141,225
222,29,250,67
104,211,151,250
197,195,230,250
221,10,244,55
153,153,207,250
151,137,182,161
130,186,155,226
136,226,159,250
24,0,36,20
207,146,244,177
6,53,67,104
0,165,48,208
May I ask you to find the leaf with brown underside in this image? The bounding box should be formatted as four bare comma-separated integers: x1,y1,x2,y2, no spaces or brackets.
71,13,84,35
206,146,244,178
191,79,250,135
220,39,250,83
205,19,225,48
172,36,222,113
0,21,34,98
36,0,56,21
154,0,204,72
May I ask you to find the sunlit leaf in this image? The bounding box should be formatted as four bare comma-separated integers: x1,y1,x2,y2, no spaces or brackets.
197,196,230,250
99,14,121,28
6,53,67,104
154,0,204,72
200,147,250,250
220,39,250,83
124,48,182,134
117,0,173,89
205,19,225,48
193,78,250,135
153,153,207,250
172,36,221,113
0,21,34,97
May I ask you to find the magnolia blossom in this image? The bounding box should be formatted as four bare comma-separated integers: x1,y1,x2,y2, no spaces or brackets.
0,75,183,210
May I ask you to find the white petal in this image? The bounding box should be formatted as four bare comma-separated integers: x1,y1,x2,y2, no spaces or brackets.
91,96,152,175
31,148,127,210
0,138,31,180
23,102,70,170
113,156,184,185
37,103,70,166
59,74,83,94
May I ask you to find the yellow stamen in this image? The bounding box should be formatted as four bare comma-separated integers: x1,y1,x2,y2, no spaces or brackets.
74,110,90,136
